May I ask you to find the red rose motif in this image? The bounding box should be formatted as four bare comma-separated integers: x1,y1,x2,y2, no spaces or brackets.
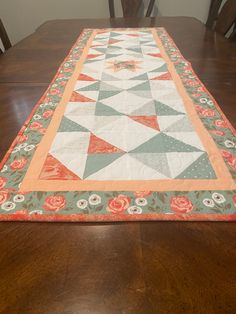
211,130,225,137
43,195,66,212
30,122,42,130
63,68,72,73
13,210,28,217
214,120,228,128
10,158,27,170
38,128,47,134
170,196,193,213
134,191,151,198
200,109,215,117
195,106,215,117
197,86,205,92
0,176,7,189
195,105,202,111
107,194,131,214
42,110,53,118
0,190,9,204
233,195,236,206
18,134,28,143
192,93,201,98
50,88,59,95
228,155,236,169
186,80,198,87
59,81,67,86
221,150,232,159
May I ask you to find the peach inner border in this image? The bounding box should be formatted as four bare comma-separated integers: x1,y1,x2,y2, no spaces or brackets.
20,29,236,192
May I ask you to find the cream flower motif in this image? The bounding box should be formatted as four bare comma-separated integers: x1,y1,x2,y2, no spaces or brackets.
18,143,28,149
207,100,213,106
224,140,235,148
29,210,43,215
24,144,35,151
127,206,142,214
40,103,46,108
88,194,101,205
77,199,88,209
203,198,215,208
200,98,208,104
1,165,8,173
135,198,147,206
33,114,41,120
1,201,16,211
212,193,226,204
13,194,25,203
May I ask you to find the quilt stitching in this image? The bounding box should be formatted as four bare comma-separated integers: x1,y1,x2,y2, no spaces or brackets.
0,28,235,221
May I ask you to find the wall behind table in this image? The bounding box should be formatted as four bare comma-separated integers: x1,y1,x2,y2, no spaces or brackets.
152,0,211,22
1,0,211,45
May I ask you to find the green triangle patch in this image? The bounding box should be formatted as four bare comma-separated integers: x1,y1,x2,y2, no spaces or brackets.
98,90,121,101
83,153,124,178
106,46,122,53
130,153,171,177
131,133,203,153
94,47,107,53
105,53,123,59
130,101,156,116
95,102,123,116
126,47,142,54
101,73,120,81
150,64,168,73
154,101,184,116
128,90,152,99
164,116,194,132
130,73,149,80
77,81,100,91
58,116,90,132
100,82,122,92
128,81,151,91
176,153,217,179
110,32,122,37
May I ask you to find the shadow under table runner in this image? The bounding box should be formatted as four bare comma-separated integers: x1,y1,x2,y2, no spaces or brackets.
0,28,236,221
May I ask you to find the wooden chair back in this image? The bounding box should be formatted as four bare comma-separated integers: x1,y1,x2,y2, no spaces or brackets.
206,0,236,40
109,0,156,18
0,19,11,54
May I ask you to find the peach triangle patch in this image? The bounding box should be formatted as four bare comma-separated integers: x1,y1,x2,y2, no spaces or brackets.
70,91,95,102
91,44,103,48
97,30,109,34
108,39,122,45
88,134,125,154
87,54,103,59
39,154,80,180
129,116,160,131
147,53,162,58
151,72,172,80
77,73,96,81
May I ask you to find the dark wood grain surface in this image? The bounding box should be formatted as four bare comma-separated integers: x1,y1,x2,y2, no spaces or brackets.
0,17,235,313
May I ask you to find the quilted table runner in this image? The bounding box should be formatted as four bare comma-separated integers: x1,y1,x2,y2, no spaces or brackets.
1,28,236,222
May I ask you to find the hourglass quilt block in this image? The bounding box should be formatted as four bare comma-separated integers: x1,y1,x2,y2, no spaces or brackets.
0,28,236,221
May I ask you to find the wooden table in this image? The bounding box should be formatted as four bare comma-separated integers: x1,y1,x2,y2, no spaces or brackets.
0,17,235,313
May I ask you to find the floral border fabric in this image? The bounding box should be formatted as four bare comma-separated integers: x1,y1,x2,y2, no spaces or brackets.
0,28,236,222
